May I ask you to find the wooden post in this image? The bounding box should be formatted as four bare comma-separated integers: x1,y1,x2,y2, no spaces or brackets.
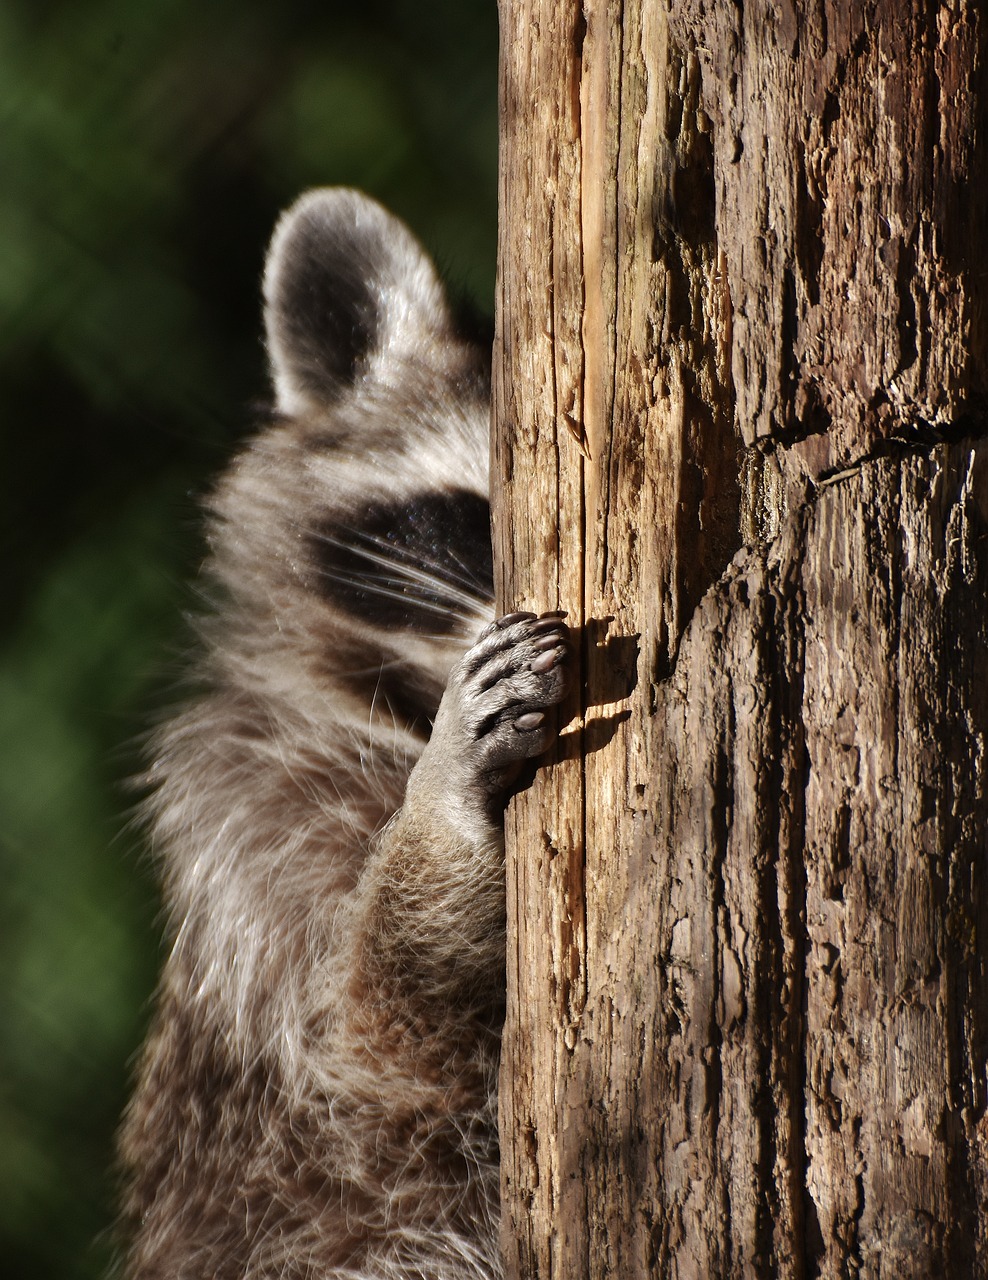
492,1,988,1276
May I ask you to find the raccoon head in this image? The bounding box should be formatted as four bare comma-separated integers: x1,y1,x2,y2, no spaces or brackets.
216,188,495,737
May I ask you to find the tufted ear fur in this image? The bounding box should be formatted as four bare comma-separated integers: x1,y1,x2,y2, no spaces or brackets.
262,188,453,416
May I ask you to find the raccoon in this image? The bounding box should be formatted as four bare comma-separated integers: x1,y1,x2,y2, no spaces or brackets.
118,188,570,1279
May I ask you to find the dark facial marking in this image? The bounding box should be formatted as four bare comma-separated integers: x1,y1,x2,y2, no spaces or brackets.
339,662,443,738
309,489,494,633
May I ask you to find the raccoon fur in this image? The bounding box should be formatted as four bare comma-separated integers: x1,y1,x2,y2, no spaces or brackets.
117,188,570,1279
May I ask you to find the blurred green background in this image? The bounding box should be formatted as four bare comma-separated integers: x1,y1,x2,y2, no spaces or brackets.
0,2,497,1275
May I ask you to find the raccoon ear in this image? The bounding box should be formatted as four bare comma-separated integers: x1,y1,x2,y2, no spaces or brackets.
262,188,452,415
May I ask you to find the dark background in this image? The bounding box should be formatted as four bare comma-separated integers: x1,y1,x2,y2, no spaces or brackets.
0,2,498,1275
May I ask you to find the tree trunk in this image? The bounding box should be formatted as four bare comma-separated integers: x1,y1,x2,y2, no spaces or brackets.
491,2,988,1277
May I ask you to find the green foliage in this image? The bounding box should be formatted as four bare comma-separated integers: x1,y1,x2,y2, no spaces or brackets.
0,2,496,1274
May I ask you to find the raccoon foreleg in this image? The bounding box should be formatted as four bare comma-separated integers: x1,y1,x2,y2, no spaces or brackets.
352,611,571,1011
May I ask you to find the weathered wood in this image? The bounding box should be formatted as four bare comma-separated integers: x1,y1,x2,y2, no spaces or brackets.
493,0,988,1276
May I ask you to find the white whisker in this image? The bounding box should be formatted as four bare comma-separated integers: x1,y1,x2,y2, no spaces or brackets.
311,526,492,604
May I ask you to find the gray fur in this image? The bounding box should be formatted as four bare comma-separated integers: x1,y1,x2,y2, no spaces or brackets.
118,189,569,1279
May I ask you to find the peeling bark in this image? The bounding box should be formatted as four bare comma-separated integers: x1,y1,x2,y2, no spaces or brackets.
493,0,988,1276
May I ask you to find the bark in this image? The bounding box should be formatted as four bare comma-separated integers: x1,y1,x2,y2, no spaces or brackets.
492,2,988,1277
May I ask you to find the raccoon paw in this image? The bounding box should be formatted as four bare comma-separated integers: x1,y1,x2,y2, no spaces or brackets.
451,610,572,791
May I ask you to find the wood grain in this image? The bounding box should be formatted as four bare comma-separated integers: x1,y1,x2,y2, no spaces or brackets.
493,1,988,1275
